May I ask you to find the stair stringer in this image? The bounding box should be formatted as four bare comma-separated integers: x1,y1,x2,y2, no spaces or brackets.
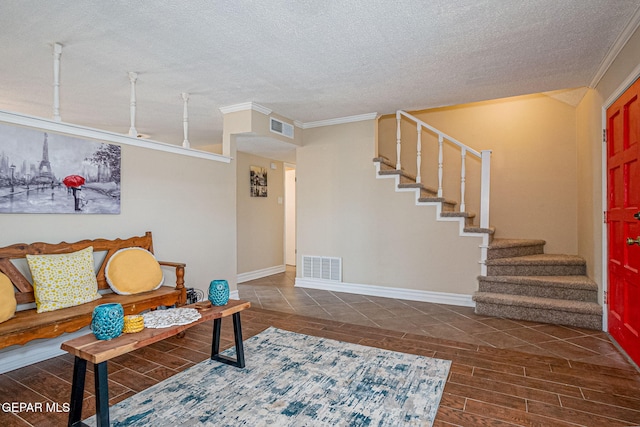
373,159,491,275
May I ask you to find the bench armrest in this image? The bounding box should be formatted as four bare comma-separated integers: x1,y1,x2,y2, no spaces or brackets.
158,261,186,305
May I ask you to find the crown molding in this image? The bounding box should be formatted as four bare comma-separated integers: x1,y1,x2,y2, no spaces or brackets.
589,5,640,88
302,112,378,129
219,102,272,115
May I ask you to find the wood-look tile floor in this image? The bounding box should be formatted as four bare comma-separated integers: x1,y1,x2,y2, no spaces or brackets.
240,267,637,371
0,270,638,426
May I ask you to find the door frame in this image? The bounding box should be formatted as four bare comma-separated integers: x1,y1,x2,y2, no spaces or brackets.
284,162,296,267
601,63,640,332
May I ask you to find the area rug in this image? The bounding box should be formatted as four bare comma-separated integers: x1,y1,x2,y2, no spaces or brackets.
84,327,451,426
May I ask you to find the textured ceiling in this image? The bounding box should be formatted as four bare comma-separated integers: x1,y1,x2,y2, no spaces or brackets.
0,0,638,155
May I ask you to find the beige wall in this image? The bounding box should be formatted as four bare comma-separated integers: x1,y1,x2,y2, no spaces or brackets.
576,89,604,290
577,26,640,302
223,107,292,275
0,141,238,297
236,151,285,274
297,120,483,295
379,94,579,254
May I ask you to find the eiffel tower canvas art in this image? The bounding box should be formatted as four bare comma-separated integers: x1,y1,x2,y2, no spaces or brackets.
0,122,121,214
37,133,55,184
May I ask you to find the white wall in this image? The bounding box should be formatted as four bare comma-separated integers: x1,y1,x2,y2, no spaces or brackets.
378,94,579,255
297,119,483,297
0,142,237,294
0,122,237,371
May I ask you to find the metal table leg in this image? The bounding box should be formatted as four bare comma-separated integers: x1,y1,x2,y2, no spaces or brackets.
94,361,110,427
68,358,109,427
68,357,87,427
211,312,245,368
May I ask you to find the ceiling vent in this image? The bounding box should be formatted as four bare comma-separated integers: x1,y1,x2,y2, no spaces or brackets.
270,117,294,139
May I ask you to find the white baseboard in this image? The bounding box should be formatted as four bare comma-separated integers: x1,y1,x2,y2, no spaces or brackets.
230,290,240,300
237,265,286,283
0,328,90,374
295,278,475,307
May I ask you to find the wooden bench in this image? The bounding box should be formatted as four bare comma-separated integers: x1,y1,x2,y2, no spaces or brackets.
0,231,186,350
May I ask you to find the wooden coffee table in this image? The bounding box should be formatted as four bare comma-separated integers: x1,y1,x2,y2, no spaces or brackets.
61,299,251,427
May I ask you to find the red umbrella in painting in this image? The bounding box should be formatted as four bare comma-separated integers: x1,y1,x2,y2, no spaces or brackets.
63,175,86,211
63,175,85,188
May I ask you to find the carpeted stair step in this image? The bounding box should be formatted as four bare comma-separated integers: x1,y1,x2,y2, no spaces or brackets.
464,226,495,237
486,254,586,276
373,156,394,168
378,170,420,186
487,238,546,260
441,211,475,226
418,197,458,211
477,275,598,302
473,292,602,330
374,158,460,212
399,182,438,196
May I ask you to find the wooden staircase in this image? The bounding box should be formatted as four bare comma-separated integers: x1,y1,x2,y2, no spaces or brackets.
373,157,602,330
374,156,494,235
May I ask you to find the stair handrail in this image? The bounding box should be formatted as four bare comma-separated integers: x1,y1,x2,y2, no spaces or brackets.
396,110,492,229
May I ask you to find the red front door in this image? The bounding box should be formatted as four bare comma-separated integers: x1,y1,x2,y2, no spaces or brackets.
607,77,640,366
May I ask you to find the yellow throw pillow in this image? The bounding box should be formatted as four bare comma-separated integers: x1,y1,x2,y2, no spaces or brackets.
26,246,102,313
0,272,17,323
105,247,164,295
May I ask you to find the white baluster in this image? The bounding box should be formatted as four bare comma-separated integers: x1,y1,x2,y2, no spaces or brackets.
460,148,467,212
396,111,402,170
480,150,492,229
52,43,62,122
182,93,190,148
128,72,138,137
437,135,444,197
416,124,422,184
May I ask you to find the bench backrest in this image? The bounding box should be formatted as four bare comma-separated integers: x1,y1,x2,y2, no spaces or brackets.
0,232,155,305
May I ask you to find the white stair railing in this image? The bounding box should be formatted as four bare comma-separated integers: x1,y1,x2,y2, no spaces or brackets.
395,110,492,229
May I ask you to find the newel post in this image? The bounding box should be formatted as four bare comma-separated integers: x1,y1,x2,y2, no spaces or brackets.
396,111,402,170
437,135,444,197
480,150,492,229
460,148,467,212
416,123,422,184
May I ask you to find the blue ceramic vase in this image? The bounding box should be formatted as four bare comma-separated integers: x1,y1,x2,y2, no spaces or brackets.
208,280,230,306
91,303,124,340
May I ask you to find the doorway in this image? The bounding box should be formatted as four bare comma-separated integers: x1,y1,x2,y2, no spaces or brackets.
285,165,296,266
606,76,640,366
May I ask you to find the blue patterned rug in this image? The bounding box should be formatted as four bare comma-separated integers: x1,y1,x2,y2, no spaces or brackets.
85,327,451,426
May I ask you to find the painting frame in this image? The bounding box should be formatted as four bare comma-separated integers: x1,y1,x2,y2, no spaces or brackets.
0,122,121,214
250,165,268,197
